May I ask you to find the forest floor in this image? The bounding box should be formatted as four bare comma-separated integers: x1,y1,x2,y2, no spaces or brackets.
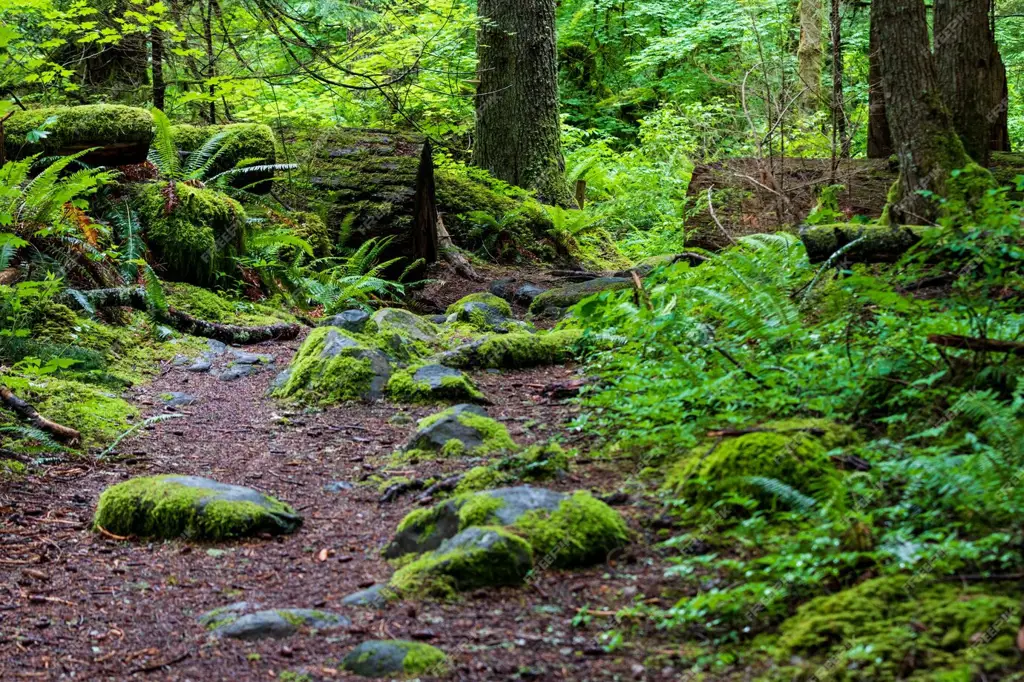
0,273,682,681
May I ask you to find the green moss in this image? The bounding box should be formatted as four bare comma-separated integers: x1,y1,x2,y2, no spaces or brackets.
453,466,512,494
1,459,27,478
164,283,293,326
388,525,533,597
517,442,569,479
171,123,277,191
4,104,153,160
440,439,467,457
765,576,1020,681
445,292,513,317
441,330,583,369
28,301,80,344
93,475,299,540
400,641,448,675
28,377,137,447
800,223,925,264
664,419,852,511
513,491,629,568
133,182,247,286
271,327,377,405
386,366,485,404
528,278,632,315
455,493,507,527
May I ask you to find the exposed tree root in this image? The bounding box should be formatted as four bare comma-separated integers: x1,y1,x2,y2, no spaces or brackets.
63,287,302,344
0,384,81,444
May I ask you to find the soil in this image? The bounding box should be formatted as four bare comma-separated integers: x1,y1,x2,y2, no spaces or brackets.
0,276,684,681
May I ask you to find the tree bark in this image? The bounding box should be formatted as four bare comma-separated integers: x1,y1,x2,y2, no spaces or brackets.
797,0,823,110
934,0,1001,164
876,0,970,224
829,0,850,159
151,20,165,110
473,0,572,205
867,3,894,158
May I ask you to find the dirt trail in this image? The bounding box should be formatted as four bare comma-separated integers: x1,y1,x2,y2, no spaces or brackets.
0,332,673,681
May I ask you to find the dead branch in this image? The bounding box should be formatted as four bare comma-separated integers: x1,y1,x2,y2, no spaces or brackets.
0,384,81,444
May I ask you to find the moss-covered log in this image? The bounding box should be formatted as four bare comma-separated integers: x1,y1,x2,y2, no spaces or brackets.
285,128,438,270
171,123,277,194
62,288,301,344
685,154,1024,250
800,224,925,264
3,105,153,167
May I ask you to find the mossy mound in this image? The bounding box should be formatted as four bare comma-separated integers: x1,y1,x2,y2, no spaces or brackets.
342,639,448,679
93,475,302,540
528,277,632,316
453,443,570,495
271,327,391,405
171,122,277,193
165,283,294,327
4,104,153,165
445,292,513,318
389,526,533,598
765,576,1020,681
28,377,137,447
134,182,247,285
439,330,583,369
386,364,485,404
800,223,925,264
453,466,514,494
664,419,854,511
385,486,628,569
400,404,515,460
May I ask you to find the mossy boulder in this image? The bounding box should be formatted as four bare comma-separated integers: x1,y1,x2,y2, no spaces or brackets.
171,122,277,193
93,475,302,540
321,309,370,333
438,330,582,369
4,104,153,166
342,639,448,679
765,576,1021,681
164,283,293,327
445,292,513,318
400,404,515,459
385,486,628,569
528,277,632,317
386,364,485,404
800,223,925,264
389,526,534,597
29,377,138,447
341,584,396,609
271,327,391,405
134,182,247,286
453,466,514,495
370,308,439,344
664,419,853,511
199,603,351,640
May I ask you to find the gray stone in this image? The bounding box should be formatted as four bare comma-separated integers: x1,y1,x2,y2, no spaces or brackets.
206,339,228,355
404,404,489,453
489,278,515,301
171,354,191,367
160,392,198,407
340,584,394,609
384,486,565,559
319,328,361,358
528,277,632,317
370,308,438,343
187,357,213,373
324,480,354,493
321,309,370,333
427,314,448,324
230,349,275,365
217,364,258,382
354,348,392,401
341,640,447,678
202,605,350,640
425,526,533,589
514,283,547,303
452,301,514,333
268,368,292,393
413,364,464,390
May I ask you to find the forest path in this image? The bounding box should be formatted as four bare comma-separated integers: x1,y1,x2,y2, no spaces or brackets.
1,329,671,681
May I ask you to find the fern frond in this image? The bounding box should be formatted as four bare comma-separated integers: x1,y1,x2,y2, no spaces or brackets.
745,476,817,511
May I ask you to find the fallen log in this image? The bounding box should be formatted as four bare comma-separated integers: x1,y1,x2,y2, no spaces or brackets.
927,334,1024,357
63,288,301,344
0,384,81,444
3,104,153,167
800,224,925,264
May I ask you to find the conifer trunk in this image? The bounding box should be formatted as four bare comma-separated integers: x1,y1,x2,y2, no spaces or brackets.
797,0,823,110
473,0,572,205
876,0,970,224
867,4,893,158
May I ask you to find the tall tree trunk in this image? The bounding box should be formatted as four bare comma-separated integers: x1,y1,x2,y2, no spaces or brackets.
797,0,823,110
205,0,216,124
829,0,849,159
934,0,1000,164
473,0,572,205
151,21,165,110
867,3,894,158
990,44,1011,152
876,0,970,224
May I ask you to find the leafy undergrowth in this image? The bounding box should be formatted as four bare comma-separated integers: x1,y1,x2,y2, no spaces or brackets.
568,185,1024,678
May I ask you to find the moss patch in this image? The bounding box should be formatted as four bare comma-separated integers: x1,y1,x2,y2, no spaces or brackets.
93,475,301,540
4,104,153,161
164,283,294,326
528,277,632,315
453,466,513,494
513,491,629,568
29,377,137,447
271,327,383,405
440,330,583,369
133,182,247,286
765,576,1020,681
386,365,485,404
171,122,277,192
445,292,513,317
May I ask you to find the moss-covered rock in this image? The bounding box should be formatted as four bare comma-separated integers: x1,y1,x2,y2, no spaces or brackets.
271,327,391,405
164,282,295,327
4,104,153,165
453,466,514,494
445,292,513,318
29,377,137,447
342,639,448,678
199,603,351,640
386,364,485,404
389,526,534,597
93,475,302,540
171,122,277,193
133,182,246,285
385,486,628,569
800,223,925,264
438,329,583,369
400,404,515,459
528,277,632,317
664,419,853,511
765,576,1020,681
